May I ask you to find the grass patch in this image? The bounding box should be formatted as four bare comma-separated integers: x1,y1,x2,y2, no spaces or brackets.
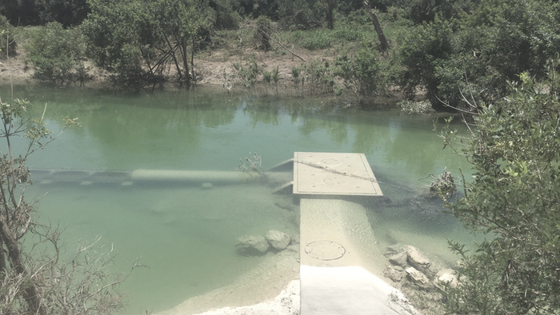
279,24,371,51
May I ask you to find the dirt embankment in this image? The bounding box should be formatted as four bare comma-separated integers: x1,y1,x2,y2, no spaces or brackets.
0,47,332,90
0,53,33,85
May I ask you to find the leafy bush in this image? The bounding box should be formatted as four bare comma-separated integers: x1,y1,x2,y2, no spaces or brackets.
396,17,455,108
301,59,335,95
26,22,87,85
232,58,261,88
334,48,387,96
440,72,560,315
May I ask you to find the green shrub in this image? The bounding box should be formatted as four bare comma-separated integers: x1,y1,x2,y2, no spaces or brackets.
26,22,87,85
334,48,387,96
303,59,335,94
233,58,261,88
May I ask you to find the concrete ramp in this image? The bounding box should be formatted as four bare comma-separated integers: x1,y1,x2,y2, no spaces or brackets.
299,198,381,269
299,198,415,315
296,153,416,315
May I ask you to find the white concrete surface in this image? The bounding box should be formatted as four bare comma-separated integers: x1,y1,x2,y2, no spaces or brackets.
301,266,417,315
293,152,382,196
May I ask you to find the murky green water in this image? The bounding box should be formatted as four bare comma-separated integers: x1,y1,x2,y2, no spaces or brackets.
1,85,474,314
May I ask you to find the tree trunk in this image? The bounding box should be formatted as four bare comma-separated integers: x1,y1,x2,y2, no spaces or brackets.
0,235,6,272
179,38,190,87
164,33,183,81
326,0,335,30
192,35,196,85
363,2,389,52
0,220,46,314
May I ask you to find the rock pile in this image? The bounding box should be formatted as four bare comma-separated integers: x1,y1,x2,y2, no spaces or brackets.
383,245,458,291
236,230,296,256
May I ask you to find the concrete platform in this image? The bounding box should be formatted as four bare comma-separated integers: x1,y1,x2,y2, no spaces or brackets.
296,154,416,314
293,152,382,196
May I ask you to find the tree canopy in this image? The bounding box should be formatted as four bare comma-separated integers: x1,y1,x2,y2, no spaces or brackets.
0,0,89,27
440,70,560,314
82,0,212,88
396,0,560,110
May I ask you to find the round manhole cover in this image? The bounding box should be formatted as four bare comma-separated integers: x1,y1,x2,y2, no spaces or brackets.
304,240,346,261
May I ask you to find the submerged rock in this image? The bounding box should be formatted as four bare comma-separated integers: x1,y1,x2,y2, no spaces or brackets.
236,235,270,255
406,246,431,271
265,230,291,250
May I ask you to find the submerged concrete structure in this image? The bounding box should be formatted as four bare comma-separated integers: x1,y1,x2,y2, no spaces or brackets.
294,152,413,315
293,152,382,196
31,153,417,315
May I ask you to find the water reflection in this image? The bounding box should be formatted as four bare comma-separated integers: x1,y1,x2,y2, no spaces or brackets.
2,85,470,183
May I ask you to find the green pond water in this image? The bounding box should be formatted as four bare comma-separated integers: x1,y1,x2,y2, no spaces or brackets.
1,85,475,314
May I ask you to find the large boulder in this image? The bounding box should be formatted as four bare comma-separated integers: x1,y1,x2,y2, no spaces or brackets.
265,230,291,250
236,235,270,255
406,246,431,271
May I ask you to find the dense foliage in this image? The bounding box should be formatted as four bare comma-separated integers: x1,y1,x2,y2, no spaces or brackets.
440,71,560,314
26,22,87,85
0,0,89,26
82,0,213,88
396,0,560,110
